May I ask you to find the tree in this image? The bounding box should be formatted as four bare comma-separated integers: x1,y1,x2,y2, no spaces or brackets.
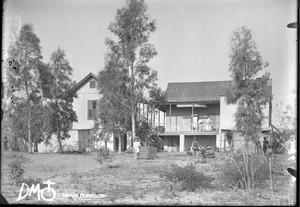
98,0,158,147
47,48,77,153
137,87,167,146
5,24,43,153
272,100,296,142
226,26,271,146
93,94,131,154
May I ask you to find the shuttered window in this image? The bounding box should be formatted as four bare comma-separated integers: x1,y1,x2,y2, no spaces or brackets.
88,100,97,120
90,80,96,88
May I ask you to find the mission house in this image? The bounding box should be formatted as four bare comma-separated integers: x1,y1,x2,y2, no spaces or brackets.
38,73,272,153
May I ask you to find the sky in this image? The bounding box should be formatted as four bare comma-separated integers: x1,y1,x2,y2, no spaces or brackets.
3,0,298,107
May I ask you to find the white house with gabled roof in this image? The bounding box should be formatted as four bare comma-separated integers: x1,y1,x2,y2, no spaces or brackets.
38,73,116,152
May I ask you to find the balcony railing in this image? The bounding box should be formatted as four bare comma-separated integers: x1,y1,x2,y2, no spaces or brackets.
157,123,219,133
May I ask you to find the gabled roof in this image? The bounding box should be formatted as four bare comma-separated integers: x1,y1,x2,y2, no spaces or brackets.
71,72,99,92
166,79,272,103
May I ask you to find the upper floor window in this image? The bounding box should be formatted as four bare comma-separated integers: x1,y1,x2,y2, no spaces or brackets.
90,80,96,88
88,100,97,120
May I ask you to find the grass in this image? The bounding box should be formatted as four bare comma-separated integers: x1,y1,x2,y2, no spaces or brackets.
1,150,296,205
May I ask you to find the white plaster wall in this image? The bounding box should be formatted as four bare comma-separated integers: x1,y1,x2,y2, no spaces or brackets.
220,96,237,130
72,79,101,130
220,96,270,130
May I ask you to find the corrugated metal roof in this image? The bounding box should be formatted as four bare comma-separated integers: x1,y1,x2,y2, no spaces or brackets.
166,80,272,103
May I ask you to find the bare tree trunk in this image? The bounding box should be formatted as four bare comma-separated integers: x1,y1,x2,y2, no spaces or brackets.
131,114,135,147
22,139,27,152
25,55,32,154
57,132,63,153
34,138,38,152
28,109,33,153
118,134,122,154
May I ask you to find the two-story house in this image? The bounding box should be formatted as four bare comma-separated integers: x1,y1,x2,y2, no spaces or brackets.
156,80,272,152
38,73,116,152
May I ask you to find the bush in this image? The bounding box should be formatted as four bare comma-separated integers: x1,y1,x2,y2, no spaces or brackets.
96,146,115,166
107,162,122,168
213,151,271,190
8,157,25,185
22,177,47,188
159,163,213,192
70,171,83,185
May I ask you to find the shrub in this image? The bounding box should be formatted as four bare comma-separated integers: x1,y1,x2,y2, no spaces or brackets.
96,146,115,166
8,157,25,185
70,171,83,185
107,162,122,168
22,177,47,188
213,151,271,190
159,163,213,192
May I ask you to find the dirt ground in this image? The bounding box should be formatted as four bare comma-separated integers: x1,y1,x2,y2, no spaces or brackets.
1,150,296,205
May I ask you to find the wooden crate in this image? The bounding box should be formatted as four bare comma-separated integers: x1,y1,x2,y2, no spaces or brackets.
139,146,157,159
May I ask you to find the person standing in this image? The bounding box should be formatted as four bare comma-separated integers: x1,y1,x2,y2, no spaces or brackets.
256,140,262,154
133,137,141,159
205,117,212,131
191,137,199,157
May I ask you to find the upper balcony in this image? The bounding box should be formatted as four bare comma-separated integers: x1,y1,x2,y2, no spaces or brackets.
162,122,219,133
154,115,220,135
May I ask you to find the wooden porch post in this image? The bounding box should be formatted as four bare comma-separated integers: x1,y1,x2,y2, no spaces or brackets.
164,111,166,129
169,104,172,131
191,104,194,130
158,110,160,126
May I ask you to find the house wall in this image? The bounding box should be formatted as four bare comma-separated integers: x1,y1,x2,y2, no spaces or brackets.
220,96,270,130
38,76,115,153
72,78,100,130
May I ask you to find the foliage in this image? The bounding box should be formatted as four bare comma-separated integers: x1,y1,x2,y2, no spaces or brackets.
98,0,158,145
70,171,83,186
159,163,213,192
8,157,25,185
3,97,52,152
272,101,296,139
93,94,130,153
135,87,166,146
107,161,122,168
5,24,43,153
46,48,78,153
96,147,115,166
148,87,168,111
213,151,272,191
226,26,271,144
22,177,47,188
136,118,164,147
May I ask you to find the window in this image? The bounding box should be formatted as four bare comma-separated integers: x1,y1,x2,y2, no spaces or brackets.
90,80,96,88
88,100,97,119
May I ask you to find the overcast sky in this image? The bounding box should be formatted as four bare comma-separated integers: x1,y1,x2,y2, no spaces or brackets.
3,0,297,106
